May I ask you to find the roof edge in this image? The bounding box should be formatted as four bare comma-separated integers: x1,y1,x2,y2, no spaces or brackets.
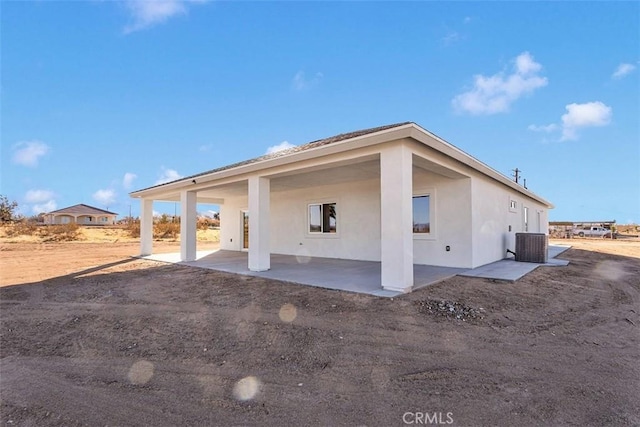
130,122,413,197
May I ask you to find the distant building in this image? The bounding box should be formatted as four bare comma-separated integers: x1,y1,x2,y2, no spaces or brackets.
44,204,118,225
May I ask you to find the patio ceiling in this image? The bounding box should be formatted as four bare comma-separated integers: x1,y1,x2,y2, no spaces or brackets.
151,153,467,204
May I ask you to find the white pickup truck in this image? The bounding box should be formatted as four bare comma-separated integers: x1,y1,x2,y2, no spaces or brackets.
573,226,611,238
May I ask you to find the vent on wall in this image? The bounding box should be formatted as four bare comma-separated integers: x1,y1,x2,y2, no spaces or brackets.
515,233,548,263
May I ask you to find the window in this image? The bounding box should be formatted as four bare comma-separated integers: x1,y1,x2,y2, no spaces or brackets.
412,195,430,234
509,199,517,212
523,206,529,232
308,203,336,233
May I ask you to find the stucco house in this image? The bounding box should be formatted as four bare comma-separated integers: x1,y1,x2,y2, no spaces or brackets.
131,122,552,293
44,204,118,225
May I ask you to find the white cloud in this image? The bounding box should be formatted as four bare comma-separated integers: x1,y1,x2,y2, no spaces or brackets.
452,51,548,115
528,101,613,141
12,140,50,167
560,101,612,141
122,172,138,189
527,123,558,133
24,189,56,214
266,141,295,155
155,168,183,185
24,189,55,203
33,200,57,215
292,71,323,91
199,144,212,152
612,63,636,79
123,0,207,34
93,189,117,206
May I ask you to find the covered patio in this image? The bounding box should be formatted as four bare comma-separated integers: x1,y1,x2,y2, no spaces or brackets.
143,250,466,297
141,245,570,297
131,122,554,294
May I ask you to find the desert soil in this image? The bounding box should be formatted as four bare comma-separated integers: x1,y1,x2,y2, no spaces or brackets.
1,235,639,426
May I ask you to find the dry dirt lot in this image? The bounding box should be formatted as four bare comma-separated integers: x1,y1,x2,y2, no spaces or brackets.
1,236,639,426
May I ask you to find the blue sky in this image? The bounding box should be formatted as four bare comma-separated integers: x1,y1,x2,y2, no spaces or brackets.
2,1,639,223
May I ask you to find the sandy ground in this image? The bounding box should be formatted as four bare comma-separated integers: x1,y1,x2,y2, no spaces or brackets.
1,235,639,426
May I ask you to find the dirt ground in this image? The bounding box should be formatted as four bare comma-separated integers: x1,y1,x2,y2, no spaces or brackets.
1,236,639,426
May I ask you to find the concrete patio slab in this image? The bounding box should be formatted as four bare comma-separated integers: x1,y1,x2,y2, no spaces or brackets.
141,245,570,296
458,245,571,282
142,250,464,297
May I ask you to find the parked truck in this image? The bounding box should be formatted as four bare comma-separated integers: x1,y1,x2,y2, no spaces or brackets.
572,226,611,238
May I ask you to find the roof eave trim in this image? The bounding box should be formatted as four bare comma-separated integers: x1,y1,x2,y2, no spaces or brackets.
130,123,415,198
409,124,554,209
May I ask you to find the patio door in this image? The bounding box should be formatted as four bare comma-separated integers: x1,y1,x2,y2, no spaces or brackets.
242,210,249,250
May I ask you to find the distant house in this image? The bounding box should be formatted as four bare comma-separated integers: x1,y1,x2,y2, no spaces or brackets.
44,204,118,225
131,122,552,293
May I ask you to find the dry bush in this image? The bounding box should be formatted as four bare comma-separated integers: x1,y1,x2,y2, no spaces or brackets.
197,218,220,230
2,222,81,241
125,221,179,240
3,221,39,237
154,222,180,239
127,221,141,238
40,223,81,242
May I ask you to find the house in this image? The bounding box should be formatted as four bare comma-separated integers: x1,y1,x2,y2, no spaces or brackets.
130,122,552,293
44,204,118,225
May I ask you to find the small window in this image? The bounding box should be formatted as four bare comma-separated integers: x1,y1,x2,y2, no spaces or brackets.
509,199,518,213
308,203,336,233
412,195,430,234
523,207,529,232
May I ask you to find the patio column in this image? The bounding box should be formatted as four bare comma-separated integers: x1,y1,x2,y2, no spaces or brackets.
140,198,154,256
248,176,270,271
380,144,414,293
180,190,197,262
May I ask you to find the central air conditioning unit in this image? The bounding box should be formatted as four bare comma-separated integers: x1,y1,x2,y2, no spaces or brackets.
515,233,548,263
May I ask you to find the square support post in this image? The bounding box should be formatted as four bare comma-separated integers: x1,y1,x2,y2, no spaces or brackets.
248,176,270,271
180,190,197,262
140,198,154,256
380,144,414,292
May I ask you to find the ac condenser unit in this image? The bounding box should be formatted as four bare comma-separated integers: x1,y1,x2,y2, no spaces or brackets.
515,233,548,263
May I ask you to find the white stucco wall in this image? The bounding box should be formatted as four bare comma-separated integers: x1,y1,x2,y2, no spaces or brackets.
217,143,548,270
471,174,549,268
220,170,476,268
412,168,473,268
220,202,244,251
221,179,383,261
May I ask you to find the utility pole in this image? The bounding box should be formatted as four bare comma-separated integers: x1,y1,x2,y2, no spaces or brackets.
512,168,521,184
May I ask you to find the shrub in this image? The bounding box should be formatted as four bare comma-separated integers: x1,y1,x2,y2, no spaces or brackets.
197,217,219,230
127,221,140,238
154,222,179,239
3,221,39,237
126,220,180,240
41,223,81,242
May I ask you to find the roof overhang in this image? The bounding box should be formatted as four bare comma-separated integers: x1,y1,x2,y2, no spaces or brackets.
130,123,553,209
